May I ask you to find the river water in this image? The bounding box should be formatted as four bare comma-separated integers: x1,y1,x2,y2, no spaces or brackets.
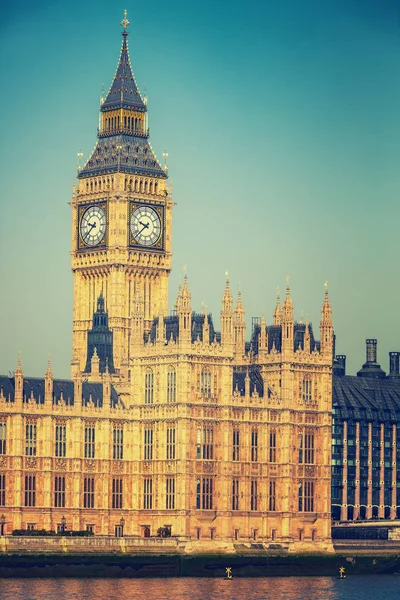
0,577,398,600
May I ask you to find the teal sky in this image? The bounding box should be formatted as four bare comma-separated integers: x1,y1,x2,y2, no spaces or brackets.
1,0,400,378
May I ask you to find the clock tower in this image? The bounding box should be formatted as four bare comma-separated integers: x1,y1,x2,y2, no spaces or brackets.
71,12,171,376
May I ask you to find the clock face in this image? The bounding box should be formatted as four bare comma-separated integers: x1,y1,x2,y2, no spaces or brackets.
130,205,162,247
79,205,106,247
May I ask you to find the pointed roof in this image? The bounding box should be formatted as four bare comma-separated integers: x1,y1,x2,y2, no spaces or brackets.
321,285,332,324
101,15,146,112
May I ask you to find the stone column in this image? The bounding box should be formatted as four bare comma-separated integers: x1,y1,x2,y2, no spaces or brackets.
341,421,348,521
367,423,373,519
379,423,385,518
354,422,360,520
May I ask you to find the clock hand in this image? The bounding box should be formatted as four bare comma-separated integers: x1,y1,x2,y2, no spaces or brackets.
138,222,150,235
83,221,96,241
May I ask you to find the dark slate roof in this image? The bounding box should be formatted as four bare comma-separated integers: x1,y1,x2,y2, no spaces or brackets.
0,376,15,402
232,366,264,397
78,134,167,179
333,375,400,422
102,32,147,112
0,377,121,409
147,313,221,345
249,322,318,354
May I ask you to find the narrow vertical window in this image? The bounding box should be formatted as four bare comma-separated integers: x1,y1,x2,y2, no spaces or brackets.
269,429,276,462
54,476,66,508
201,368,211,397
166,427,176,460
269,480,276,511
196,428,202,459
305,431,315,464
250,480,258,511
113,427,124,460
144,428,153,460
83,477,95,508
84,426,95,459
203,427,214,460
55,424,66,458
0,475,6,507
232,429,240,461
302,377,312,402
167,367,177,403
251,429,258,462
112,478,123,509
24,475,36,507
25,422,37,456
0,423,6,455
144,369,154,404
202,477,213,509
196,477,201,508
166,477,175,509
143,478,153,509
232,479,239,510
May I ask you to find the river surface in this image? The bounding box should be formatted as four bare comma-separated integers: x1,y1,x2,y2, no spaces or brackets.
0,576,398,600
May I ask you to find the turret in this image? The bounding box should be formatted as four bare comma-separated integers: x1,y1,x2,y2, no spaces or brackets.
258,315,268,359
44,356,53,405
233,290,246,358
304,318,311,354
320,285,333,359
273,290,281,325
221,277,233,349
177,275,192,348
131,291,145,350
90,347,101,381
281,282,294,358
156,313,166,345
14,353,23,406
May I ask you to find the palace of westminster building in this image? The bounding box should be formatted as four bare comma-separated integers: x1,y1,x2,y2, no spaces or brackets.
2,13,400,551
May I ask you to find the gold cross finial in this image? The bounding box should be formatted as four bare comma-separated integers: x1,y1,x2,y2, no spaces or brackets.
183,264,187,273
286,275,290,286
121,9,129,32
324,280,328,289
225,270,229,279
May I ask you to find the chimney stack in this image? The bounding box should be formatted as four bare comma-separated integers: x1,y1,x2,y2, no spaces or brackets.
388,352,400,379
357,339,386,379
366,339,377,363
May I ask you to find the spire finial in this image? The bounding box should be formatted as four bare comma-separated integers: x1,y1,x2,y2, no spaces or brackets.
286,275,290,292
121,9,129,34
324,280,329,296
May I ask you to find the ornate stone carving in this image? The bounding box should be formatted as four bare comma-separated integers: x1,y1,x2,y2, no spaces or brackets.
55,459,67,471
26,457,37,469
85,460,96,472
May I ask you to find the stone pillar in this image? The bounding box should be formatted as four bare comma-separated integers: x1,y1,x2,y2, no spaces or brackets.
354,422,360,520
341,421,348,521
367,422,373,519
391,424,397,520
379,423,385,518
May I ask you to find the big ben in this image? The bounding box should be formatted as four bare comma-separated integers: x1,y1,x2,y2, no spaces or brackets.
71,11,171,376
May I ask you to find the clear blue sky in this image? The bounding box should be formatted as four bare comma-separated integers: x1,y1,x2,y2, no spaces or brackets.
1,0,400,378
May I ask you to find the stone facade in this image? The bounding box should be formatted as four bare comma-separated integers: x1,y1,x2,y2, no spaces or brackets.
0,14,334,552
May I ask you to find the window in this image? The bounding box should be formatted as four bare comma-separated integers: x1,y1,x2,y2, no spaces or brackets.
25,422,37,456
250,480,258,511
269,429,276,462
201,368,211,397
203,427,213,460
24,475,36,507
298,480,314,512
196,427,213,460
113,427,123,460
232,429,240,461
166,477,175,509
0,423,6,455
112,478,123,509
166,428,176,460
269,480,276,511
55,424,66,457
84,426,95,459
232,479,239,510
234,529,239,541
144,478,153,509
302,378,312,402
210,528,216,540
0,474,5,507
54,476,65,508
197,477,213,509
167,367,176,402
251,429,258,462
145,369,154,404
144,428,153,460
86,524,94,533
84,477,95,508
299,430,315,464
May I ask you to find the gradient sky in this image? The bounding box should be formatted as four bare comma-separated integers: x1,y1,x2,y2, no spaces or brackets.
1,0,400,378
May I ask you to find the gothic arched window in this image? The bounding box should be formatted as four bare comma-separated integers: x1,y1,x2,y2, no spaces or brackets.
201,367,211,397
301,377,312,402
144,369,154,404
167,367,176,403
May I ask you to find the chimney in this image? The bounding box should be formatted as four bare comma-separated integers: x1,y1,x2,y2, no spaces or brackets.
388,352,400,378
357,339,386,379
334,355,346,376
366,339,377,363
